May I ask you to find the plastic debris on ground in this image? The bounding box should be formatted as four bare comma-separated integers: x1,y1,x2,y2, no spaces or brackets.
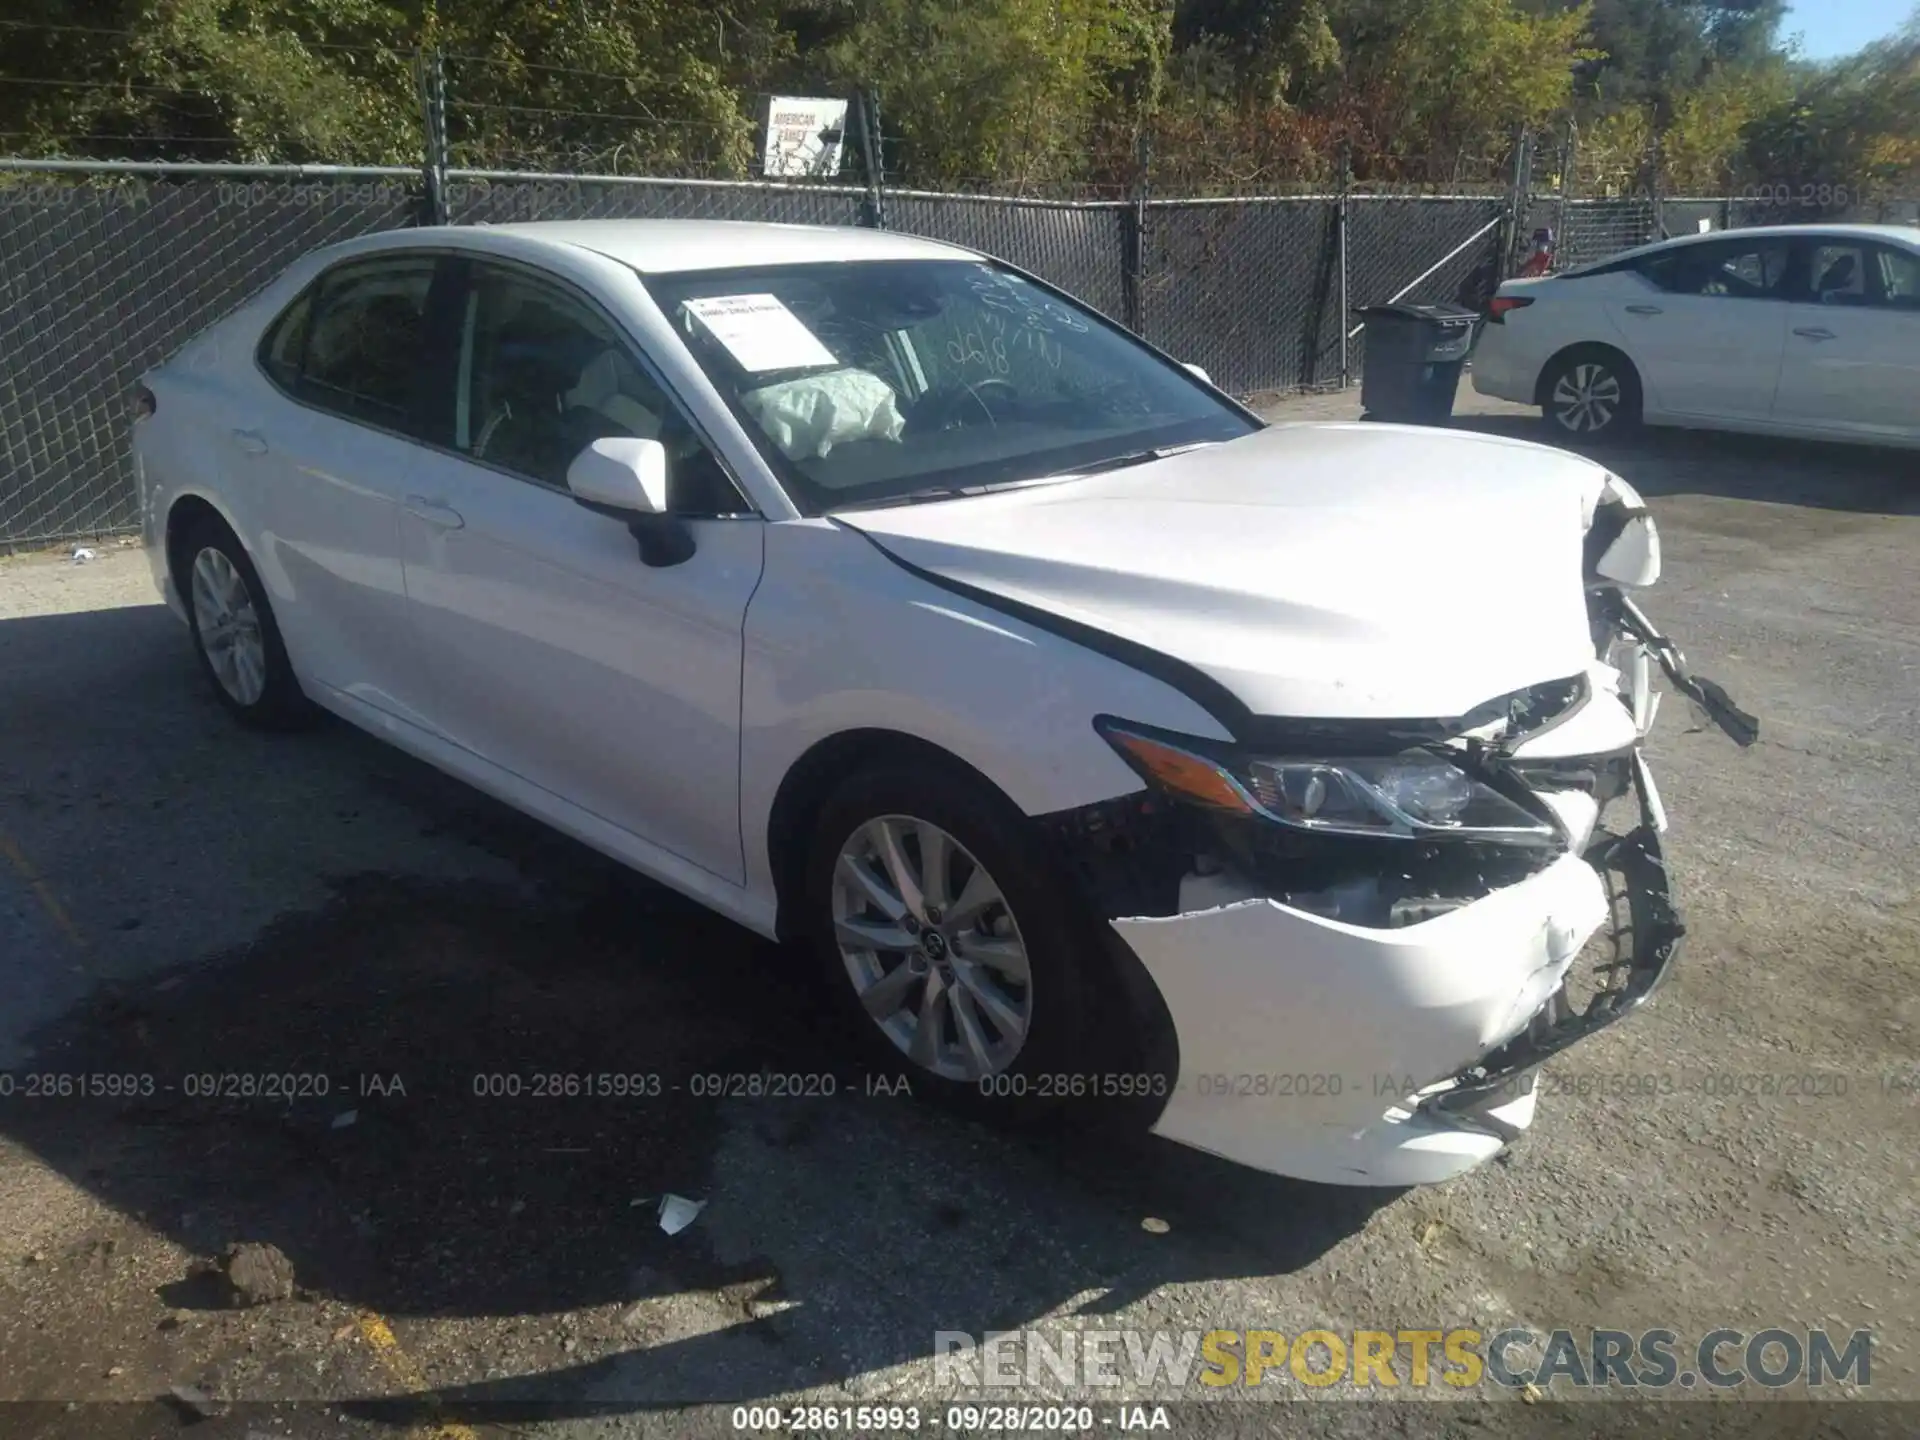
657,1194,707,1236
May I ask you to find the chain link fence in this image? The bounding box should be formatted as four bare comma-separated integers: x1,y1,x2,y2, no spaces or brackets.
1139,199,1341,392
8,148,1902,548
445,173,869,228
2,161,1516,546
886,193,1133,325
0,172,419,548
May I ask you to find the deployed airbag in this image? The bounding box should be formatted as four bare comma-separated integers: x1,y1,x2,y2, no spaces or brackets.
742,368,906,462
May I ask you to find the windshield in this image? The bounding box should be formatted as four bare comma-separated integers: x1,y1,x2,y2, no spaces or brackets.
642,260,1257,514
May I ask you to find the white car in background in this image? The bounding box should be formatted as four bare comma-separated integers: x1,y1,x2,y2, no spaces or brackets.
134,220,1752,1186
1474,223,1920,447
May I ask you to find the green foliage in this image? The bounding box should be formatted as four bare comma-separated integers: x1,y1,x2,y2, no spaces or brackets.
1741,10,1920,201
1343,0,1599,165
0,0,1910,196
804,0,1165,188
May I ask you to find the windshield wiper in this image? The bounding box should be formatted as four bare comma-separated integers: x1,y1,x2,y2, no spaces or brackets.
1055,441,1219,478
832,486,973,513
830,443,1221,515
831,474,1079,514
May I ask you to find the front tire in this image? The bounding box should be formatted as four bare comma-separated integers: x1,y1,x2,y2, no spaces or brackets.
802,762,1104,1117
180,517,311,729
1542,348,1642,441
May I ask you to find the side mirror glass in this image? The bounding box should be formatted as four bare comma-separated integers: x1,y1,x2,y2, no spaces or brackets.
566,437,668,515
1183,362,1212,384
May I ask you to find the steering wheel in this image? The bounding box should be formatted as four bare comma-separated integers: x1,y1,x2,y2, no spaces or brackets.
910,377,1020,433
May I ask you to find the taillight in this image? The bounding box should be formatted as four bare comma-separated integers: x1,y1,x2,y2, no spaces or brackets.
1487,296,1535,324
133,384,156,420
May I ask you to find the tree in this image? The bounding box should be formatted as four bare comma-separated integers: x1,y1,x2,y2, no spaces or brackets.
1741,8,1920,206
1341,0,1597,169
808,0,1165,189
1525,0,1787,119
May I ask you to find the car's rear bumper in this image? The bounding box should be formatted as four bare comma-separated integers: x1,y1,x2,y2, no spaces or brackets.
1468,329,1538,406
1112,769,1678,1187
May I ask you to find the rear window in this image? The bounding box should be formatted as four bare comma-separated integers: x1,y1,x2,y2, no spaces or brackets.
258,290,313,390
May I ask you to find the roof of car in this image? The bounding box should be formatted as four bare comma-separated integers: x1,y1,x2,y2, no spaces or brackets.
469,218,982,272
1573,222,1920,271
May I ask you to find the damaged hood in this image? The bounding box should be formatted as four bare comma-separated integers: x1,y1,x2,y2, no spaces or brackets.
839,422,1654,720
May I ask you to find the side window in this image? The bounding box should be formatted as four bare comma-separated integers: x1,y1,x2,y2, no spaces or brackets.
258,290,313,390
1646,240,1793,299
459,263,748,512
1869,246,1920,310
1809,244,1872,306
298,258,437,433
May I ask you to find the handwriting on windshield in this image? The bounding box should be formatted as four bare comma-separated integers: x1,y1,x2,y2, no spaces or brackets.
942,305,1063,375
966,271,1089,341
945,326,1009,375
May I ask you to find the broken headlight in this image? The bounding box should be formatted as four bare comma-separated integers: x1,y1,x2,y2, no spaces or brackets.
1096,720,1558,846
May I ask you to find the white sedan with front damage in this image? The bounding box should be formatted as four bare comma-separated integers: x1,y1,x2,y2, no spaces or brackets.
132,219,1755,1185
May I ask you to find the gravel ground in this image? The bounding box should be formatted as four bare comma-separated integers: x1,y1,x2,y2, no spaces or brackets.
0,385,1915,1440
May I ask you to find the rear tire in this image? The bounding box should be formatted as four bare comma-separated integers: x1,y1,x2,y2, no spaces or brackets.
179,515,312,730
801,761,1110,1120
1541,347,1642,442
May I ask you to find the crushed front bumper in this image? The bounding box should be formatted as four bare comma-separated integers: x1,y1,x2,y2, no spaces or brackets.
1110,764,1680,1186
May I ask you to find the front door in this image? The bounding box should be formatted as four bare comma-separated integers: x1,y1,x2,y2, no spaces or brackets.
398,257,765,883
1774,239,1920,443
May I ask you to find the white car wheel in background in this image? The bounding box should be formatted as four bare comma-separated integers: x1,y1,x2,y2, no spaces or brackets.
1543,348,1643,440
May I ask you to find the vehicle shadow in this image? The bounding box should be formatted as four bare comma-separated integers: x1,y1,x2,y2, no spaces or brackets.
1445,412,1920,515
0,600,1398,1419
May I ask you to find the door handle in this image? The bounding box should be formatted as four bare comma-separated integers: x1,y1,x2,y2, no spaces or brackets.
1625,304,1664,316
1793,327,1837,342
404,495,466,530
230,428,269,455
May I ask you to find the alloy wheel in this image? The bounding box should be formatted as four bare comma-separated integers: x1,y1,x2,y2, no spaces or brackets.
830,814,1033,1082
190,546,267,707
1551,362,1624,433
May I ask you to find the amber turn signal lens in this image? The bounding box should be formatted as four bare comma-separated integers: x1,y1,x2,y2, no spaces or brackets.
1106,731,1253,813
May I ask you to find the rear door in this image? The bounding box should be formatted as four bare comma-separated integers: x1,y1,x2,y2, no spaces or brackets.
1773,238,1920,443
1605,236,1797,423
244,254,442,727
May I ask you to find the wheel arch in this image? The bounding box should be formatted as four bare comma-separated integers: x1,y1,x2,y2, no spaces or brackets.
765,724,1181,1087
765,727,1026,944
164,490,249,601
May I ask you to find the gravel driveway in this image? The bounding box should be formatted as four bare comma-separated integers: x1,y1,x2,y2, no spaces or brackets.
0,386,1914,1439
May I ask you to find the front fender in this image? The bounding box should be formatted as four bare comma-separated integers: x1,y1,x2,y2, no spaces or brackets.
739,519,1230,903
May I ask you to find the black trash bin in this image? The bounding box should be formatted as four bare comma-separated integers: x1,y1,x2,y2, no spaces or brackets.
1355,302,1478,425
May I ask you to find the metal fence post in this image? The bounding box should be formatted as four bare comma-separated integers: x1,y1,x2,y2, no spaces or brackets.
1124,125,1151,335
1500,125,1531,278
416,48,450,225
1555,116,1578,269
1337,143,1351,389
853,90,887,229
1650,126,1666,240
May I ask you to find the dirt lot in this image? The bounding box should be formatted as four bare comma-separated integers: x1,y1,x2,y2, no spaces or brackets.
1,385,1916,1440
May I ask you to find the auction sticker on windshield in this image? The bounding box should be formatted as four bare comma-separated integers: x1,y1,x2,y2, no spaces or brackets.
682,293,837,372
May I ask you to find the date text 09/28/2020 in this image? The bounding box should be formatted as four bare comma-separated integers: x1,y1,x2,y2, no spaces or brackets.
729,1405,1172,1432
